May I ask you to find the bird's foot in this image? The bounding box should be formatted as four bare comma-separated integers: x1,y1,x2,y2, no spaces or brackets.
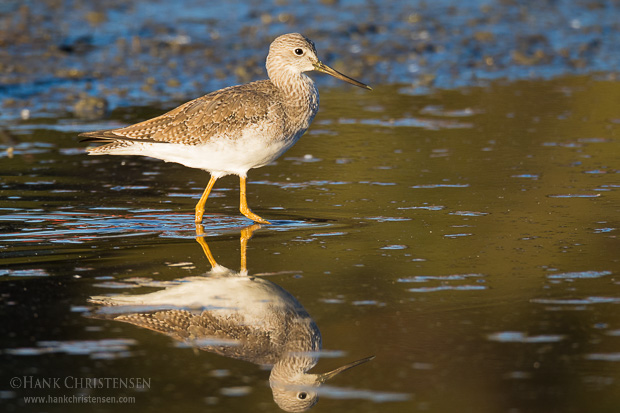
240,206,271,224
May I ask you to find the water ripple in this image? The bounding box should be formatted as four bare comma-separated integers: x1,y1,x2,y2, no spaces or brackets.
399,273,485,283
410,184,470,189
6,339,137,359
450,211,489,217
316,385,411,402
487,331,566,343
547,270,612,279
547,193,601,198
585,353,620,362
0,211,328,243
532,297,620,305
334,117,473,130
0,268,49,277
408,285,486,292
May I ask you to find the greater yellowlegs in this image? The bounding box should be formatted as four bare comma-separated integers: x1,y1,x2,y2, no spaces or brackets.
80,33,371,224
89,225,373,412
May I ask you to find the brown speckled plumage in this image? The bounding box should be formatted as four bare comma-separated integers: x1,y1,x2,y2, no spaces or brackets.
88,225,373,412
89,274,319,367
80,80,297,150
79,33,370,224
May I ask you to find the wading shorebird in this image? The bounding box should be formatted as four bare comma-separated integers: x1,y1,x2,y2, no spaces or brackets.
89,225,374,412
80,33,371,224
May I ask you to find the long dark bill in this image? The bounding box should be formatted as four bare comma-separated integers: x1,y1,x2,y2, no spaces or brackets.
317,355,376,383
314,62,372,90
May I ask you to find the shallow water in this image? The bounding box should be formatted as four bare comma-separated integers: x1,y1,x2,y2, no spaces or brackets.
1,75,620,412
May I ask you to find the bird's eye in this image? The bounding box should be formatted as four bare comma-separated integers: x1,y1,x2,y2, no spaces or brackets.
294,48,304,56
297,392,307,400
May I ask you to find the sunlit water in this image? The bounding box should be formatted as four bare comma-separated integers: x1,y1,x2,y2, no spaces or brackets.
1,76,619,412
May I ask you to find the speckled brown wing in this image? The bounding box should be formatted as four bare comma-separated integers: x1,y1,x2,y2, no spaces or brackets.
113,310,194,337
187,311,278,365
113,309,278,365
78,98,196,142
80,80,283,146
150,81,284,145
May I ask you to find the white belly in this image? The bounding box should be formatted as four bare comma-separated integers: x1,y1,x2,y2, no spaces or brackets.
93,125,304,178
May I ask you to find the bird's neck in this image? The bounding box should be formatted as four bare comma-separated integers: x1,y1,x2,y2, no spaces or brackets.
269,316,320,379
272,71,318,104
271,72,319,131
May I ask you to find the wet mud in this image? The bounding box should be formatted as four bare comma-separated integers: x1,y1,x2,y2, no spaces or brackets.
1,0,618,122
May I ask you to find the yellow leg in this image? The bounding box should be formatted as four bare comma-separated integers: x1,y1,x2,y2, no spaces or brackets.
240,224,262,273
196,223,261,273
239,176,271,224
194,224,218,268
195,175,218,223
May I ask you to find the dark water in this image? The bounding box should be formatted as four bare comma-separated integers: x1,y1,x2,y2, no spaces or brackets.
1,75,619,412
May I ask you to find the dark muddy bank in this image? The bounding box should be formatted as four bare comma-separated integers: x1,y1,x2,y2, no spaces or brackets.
1,0,618,122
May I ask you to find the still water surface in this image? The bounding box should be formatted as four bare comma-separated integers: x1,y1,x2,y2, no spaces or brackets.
1,75,619,412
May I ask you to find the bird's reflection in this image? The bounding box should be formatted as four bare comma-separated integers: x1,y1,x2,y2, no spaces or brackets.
89,224,373,412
